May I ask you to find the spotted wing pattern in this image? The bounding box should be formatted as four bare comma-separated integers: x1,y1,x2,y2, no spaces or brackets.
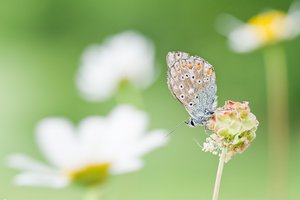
166,51,217,123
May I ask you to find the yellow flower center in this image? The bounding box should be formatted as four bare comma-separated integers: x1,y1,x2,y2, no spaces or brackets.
248,10,287,43
119,78,130,86
66,163,111,186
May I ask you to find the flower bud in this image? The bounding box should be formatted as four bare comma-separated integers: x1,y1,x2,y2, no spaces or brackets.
203,101,259,162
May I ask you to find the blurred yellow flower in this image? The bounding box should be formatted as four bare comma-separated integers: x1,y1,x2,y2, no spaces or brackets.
218,3,300,52
202,101,259,162
8,105,168,188
248,11,287,43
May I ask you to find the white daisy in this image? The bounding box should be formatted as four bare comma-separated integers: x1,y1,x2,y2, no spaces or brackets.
8,105,168,188
76,31,156,101
217,2,300,53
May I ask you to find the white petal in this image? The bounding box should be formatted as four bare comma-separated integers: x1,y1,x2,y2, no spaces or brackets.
76,45,120,101
110,159,143,174
136,129,168,156
228,25,263,53
288,1,300,14
79,105,149,163
107,31,155,87
78,116,113,163
33,106,167,176
108,105,149,139
106,106,168,159
75,31,155,102
7,154,58,174
77,105,168,173
14,172,69,188
215,14,245,36
36,118,85,170
286,9,300,37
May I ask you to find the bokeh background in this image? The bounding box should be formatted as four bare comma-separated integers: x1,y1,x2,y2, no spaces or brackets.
1,0,300,199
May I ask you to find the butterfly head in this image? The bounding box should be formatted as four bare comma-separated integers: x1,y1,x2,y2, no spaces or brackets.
185,118,197,128
186,109,215,128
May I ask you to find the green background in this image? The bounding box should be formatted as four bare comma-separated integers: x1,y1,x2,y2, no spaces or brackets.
0,0,299,199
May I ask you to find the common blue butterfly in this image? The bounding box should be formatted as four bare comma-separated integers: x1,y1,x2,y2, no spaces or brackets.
166,51,217,127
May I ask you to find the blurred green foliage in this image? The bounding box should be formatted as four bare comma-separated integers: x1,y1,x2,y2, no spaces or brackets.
0,0,299,199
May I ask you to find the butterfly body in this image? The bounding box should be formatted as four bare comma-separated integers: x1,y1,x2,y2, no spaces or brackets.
166,51,217,127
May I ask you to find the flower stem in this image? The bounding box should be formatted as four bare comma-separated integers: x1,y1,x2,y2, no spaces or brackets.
84,187,102,200
115,80,144,109
263,45,289,200
212,148,226,200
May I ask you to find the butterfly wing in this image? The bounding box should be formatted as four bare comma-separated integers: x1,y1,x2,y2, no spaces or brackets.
167,51,217,121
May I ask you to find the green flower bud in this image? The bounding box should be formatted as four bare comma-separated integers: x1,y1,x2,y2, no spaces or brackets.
202,101,259,162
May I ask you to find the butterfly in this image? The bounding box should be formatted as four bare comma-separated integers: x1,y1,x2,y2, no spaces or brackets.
166,51,218,127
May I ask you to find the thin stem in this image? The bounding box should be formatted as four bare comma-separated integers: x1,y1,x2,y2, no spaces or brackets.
84,186,102,200
115,80,144,109
263,45,289,200
212,148,226,200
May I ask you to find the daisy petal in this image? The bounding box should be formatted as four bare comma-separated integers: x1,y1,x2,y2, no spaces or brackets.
110,159,143,174
215,14,245,36
36,118,84,170
108,105,148,139
14,172,69,188
287,9,300,36
7,154,58,174
107,31,155,87
76,46,120,101
288,1,300,14
78,116,113,163
229,25,262,52
78,105,149,163
76,31,156,102
137,130,168,156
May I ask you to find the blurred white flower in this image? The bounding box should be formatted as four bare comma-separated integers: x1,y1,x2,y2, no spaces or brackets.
217,2,300,53
8,105,168,188
76,31,156,101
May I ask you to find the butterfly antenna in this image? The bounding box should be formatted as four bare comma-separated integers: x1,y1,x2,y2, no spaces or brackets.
203,124,211,137
165,120,186,138
193,138,203,149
